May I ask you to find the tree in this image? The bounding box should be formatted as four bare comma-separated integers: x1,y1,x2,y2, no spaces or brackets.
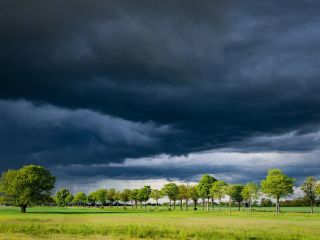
73,192,87,206
184,185,191,211
114,191,121,207
106,188,116,207
97,189,107,206
137,189,145,209
242,182,259,212
178,184,189,210
162,183,179,210
197,174,216,211
316,183,320,197
138,186,152,210
189,185,199,210
150,189,162,208
224,184,236,213
93,189,107,207
65,193,74,206
87,192,97,206
261,169,295,214
120,189,131,208
0,165,55,213
210,180,227,211
300,176,318,214
231,184,244,211
130,189,139,208
55,188,72,207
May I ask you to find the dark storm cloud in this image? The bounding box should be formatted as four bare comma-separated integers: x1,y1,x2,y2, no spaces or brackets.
0,100,172,172
1,0,320,181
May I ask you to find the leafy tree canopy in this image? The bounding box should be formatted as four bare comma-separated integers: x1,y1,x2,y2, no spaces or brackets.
120,189,131,203
94,189,107,204
242,182,259,202
55,188,72,207
231,184,244,203
138,186,152,202
162,183,179,201
150,189,162,201
261,169,295,199
301,176,317,201
210,180,227,200
224,184,236,197
65,193,74,204
189,185,199,201
178,184,189,200
129,189,140,202
106,188,116,203
0,165,55,213
197,174,216,199
316,183,320,196
73,192,87,204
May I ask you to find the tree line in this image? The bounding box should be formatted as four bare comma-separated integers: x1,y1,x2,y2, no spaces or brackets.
1,165,320,214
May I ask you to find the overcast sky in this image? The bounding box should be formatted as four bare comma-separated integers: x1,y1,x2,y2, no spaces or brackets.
1,0,320,193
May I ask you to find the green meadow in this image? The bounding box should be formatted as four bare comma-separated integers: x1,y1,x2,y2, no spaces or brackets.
0,206,320,239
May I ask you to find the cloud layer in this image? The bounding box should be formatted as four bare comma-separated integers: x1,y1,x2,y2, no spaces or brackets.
0,100,170,169
1,1,320,188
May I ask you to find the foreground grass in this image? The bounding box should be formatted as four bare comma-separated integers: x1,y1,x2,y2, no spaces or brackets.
0,206,319,239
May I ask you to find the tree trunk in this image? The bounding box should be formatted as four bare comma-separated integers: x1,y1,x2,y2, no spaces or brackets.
180,199,183,210
206,198,209,211
250,200,252,213
219,200,221,211
229,197,232,213
238,201,241,211
20,205,27,213
173,200,176,210
276,198,280,214
311,199,314,214
186,199,188,211
135,201,137,209
144,201,147,210
202,198,205,210
193,200,197,210
156,200,158,208
169,199,172,210
211,198,214,210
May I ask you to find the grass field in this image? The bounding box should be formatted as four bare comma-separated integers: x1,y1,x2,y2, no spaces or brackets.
0,206,319,239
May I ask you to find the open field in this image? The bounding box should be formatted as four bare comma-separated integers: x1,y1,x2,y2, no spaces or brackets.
0,206,320,239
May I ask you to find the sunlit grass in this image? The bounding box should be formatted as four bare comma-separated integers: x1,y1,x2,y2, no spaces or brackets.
0,206,319,239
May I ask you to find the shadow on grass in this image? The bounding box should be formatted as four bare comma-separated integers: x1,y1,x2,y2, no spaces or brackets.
27,210,149,215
